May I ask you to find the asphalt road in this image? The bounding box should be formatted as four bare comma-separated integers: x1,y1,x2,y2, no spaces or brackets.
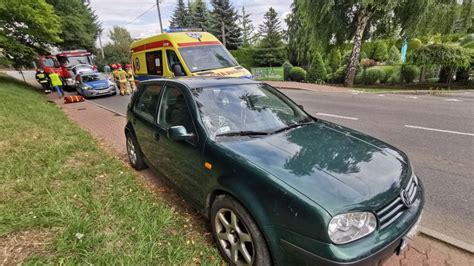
6,71,474,245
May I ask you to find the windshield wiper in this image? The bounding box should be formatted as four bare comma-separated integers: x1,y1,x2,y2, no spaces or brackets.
216,131,270,137
272,121,314,134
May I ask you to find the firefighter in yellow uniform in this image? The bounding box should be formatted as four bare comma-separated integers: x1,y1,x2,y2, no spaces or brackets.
125,64,136,93
111,64,119,84
117,66,130,96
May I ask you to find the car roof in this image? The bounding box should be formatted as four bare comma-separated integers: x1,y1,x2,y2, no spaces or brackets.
79,71,101,76
141,77,261,89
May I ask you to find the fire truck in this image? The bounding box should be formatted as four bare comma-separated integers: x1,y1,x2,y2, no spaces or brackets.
37,50,96,89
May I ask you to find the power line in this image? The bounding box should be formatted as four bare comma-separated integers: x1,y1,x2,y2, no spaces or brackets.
123,3,157,27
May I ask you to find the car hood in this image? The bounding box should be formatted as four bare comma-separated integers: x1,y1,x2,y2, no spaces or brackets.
84,80,109,89
219,120,410,215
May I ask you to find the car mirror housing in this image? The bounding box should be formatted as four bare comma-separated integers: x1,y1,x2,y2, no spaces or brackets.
168,126,194,141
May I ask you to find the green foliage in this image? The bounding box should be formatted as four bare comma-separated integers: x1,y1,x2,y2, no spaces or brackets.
408,38,423,54
282,61,293,81
387,45,401,64
307,52,327,83
400,65,420,83
362,41,389,62
328,49,342,72
210,0,242,50
258,7,284,48
410,44,471,68
230,49,257,69
95,27,133,69
460,33,474,48
0,0,62,68
289,67,307,82
286,2,314,66
239,6,255,47
254,47,287,67
358,68,386,85
170,0,190,28
189,0,210,30
46,0,100,51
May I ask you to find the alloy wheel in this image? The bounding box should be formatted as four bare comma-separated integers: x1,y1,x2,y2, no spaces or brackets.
126,137,137,166
214,208,255,265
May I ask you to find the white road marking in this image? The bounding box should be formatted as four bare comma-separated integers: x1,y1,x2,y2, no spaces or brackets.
316,113,359,120
407,96,418,99
404,125,474,137
445,99,461,102
378,94,385,97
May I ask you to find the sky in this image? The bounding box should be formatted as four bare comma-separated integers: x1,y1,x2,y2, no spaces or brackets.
89,0,292,45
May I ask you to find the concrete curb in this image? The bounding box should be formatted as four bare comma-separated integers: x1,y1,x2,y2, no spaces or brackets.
87,100,126,117
419,226,474,254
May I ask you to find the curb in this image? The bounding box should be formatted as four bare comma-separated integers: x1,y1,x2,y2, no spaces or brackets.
419,226,474,254
87,100,126,117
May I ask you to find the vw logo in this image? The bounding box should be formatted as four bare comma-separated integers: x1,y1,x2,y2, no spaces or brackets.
400,189,413,208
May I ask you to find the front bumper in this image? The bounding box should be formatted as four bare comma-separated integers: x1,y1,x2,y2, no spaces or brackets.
278,181,424,265
82,87,116,97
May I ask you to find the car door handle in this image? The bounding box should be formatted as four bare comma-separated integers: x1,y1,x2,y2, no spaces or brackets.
153,132,160,141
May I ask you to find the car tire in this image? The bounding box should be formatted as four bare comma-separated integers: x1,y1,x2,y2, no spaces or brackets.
126,132,147,170
211,194,272,266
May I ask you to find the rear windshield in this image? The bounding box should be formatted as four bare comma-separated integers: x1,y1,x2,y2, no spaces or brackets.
82,73,105,82
178,45,237,72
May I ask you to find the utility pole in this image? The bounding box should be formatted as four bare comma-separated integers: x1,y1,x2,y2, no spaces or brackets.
98,30,105,59
221,22,226,47
156,0,163,33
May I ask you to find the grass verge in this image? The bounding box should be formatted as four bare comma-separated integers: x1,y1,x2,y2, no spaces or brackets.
0,75,219,264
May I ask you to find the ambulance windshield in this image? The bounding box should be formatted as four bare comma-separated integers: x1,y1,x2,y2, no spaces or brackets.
179,45,238,72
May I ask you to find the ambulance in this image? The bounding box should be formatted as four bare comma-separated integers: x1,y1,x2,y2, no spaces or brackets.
130,29,252,80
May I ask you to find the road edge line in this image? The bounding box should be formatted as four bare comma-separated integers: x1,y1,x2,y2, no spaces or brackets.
87,100,126,117
419,226,474,254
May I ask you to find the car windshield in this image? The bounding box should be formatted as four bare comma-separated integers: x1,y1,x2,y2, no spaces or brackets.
59,56,92,67
179,45,237,72
191,83,312,139
82,73,105,82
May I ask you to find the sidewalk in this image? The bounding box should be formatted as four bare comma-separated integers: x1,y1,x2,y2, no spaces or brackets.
49,94,473,266
265,81,351,92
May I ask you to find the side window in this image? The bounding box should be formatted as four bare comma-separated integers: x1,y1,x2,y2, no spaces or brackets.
166,50,186,76
158,86,194,133
146,50,163,76
134,85,162,122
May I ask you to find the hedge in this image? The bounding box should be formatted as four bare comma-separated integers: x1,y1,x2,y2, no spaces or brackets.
289,67,307,82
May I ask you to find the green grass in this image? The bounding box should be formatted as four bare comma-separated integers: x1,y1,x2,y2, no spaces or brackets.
0,75,220,264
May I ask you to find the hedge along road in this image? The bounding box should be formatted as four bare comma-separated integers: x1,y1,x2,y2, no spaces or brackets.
6,71,474,246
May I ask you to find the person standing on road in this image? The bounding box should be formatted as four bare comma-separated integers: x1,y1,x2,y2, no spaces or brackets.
111,64,119,87
49,72,64,99
35,69,51,93
117,66,130,96
125,64,136,93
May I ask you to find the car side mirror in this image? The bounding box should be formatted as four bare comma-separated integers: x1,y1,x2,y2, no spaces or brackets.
168,126,194,141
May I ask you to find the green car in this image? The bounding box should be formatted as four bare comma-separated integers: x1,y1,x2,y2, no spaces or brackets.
125,78,424,265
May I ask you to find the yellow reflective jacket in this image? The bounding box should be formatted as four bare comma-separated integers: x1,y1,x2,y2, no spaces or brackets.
126,69,134,81
49,73,63,86
118,70,128,83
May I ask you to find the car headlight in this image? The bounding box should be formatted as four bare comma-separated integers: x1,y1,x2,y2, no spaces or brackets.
83,85,92,90
328,212,377,244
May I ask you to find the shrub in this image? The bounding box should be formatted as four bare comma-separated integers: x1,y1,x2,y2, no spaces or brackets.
307,52,327,83
282,61,293,81
289,67,307,82
387,45,401,65
361,58,377,68
373,41,388,62
330,66,347,84
381,66,395,83
360,68,386,85
408,38,423,54
400,65,420,83
230,49,257,69
329,49,342,71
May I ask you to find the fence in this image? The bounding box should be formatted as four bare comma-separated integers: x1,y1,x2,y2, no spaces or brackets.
251,67,284,81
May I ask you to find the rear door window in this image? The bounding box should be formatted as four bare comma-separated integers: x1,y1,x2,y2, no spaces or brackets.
146,50,163,76
134,85,162,122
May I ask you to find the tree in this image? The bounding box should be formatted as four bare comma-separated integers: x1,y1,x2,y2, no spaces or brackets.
459,0,473,33
300,0,433,87
307,52,327,83
239,6,255,47
46,0,101,51
0,0,62,68
286,2,315,67
189,0,210,30
96,27,133,68
170,0,190,28
387,45,401,64
258,7,284,48
210,0,242,50
328,49,342,73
